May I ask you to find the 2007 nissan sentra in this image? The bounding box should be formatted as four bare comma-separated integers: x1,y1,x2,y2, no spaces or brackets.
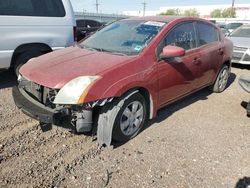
13,16,233,146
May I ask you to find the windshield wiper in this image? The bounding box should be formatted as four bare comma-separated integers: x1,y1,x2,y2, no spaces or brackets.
109,52,128,56
81,45,128,56
81,45,99,52
99,49,128,56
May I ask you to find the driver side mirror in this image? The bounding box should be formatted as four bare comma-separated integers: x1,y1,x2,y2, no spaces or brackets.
160,45,185,60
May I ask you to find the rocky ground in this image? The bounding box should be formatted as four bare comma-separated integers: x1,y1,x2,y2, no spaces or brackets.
0,66,249,188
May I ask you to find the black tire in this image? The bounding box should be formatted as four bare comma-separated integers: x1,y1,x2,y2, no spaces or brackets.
98,92,147,143
247,101,250,117
14,51,42,76
209,64,230,93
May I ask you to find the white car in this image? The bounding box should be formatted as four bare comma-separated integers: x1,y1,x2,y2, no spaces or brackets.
228,25,250,65
0,0,76,75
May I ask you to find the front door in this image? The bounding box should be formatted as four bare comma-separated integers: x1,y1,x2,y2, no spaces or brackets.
156,21,202,107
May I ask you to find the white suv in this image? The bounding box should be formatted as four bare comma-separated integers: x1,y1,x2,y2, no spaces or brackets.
0,0,76,75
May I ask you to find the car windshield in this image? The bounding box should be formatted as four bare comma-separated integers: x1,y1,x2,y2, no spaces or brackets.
230,25,250,37
80,20,166,56
226,23,242,30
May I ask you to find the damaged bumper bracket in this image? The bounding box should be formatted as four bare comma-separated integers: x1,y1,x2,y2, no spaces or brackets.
12,86,62,125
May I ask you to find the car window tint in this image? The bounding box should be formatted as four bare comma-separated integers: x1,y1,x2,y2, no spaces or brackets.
164,22,196,51
197,22,219,46
77,20,86,27
0,0,65,17
82,20,165,56
86,20,99,28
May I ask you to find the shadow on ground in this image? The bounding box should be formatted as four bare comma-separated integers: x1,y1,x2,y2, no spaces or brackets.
113,72,236,148
235,177,250,188
232,64,250,70
0,70,17,89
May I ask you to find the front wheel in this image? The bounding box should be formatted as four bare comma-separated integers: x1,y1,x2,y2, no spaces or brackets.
209,64,230,93
97,92,147,144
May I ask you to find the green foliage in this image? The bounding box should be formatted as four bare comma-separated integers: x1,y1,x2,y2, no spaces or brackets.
210,7,236,18
182,8,200,17
222,7,236,18
160,8,199,17
160,9,180,16
210,9,223,18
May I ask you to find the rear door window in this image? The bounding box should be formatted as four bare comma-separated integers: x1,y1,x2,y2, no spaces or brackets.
196,22,219,46
77,20,86,27
85,20,100,28
0,0,65,17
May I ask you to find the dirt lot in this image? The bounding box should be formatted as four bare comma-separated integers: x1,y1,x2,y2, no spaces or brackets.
0,66,249,188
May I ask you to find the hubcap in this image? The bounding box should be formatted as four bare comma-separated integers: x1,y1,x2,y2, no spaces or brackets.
120,101,144,136
218,68,229,90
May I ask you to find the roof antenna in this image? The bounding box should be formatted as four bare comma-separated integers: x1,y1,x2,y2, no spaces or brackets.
142,1,147,16
95,0,100,14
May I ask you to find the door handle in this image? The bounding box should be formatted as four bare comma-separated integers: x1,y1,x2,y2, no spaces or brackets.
192,57,202,65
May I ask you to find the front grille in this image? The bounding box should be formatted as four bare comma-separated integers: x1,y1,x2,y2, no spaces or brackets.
19,77,58,109
234,46,248,52
232,52,244,61
243,54,250,61
22,81,42,102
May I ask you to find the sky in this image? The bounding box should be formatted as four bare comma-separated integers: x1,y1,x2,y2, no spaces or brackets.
71,0,250,14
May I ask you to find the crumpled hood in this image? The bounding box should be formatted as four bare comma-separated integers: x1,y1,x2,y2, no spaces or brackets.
20,46,134,88
228,37,250,49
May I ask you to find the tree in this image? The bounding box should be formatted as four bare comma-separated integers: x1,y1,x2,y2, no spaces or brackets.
160,9,181,16
182,8,200,17
222,7,236,18
210,9,222,18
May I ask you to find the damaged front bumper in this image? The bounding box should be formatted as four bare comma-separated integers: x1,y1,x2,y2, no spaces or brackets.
12,86,93,132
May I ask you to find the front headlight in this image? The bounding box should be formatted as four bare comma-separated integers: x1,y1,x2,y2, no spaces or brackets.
53,76,100,104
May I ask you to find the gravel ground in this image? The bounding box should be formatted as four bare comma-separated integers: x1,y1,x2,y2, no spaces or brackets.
0,66,249,188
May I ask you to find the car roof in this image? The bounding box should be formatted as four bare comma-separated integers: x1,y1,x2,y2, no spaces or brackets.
76,19,101,22
124,16,187,23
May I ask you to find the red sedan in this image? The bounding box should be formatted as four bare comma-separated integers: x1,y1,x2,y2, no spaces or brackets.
13,16,233,146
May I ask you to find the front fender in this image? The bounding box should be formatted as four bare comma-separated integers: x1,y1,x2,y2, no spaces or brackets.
84,67,159,118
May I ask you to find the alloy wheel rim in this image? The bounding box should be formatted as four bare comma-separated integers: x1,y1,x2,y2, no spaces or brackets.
120,101,144,136
218,69,229,89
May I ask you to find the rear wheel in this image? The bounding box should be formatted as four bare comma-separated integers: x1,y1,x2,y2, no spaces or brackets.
247,101,250,117
14,51,42,76
209,64,230,93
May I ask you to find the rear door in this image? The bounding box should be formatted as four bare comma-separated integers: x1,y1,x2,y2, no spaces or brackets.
156,21,202,107
195,21,223,88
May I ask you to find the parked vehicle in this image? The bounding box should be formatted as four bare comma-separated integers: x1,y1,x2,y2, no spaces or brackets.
76,19,103,41
226,22,243,33
228,25,250,65
0,0,76,75
13,16,233,146
221,28,231,36
239,75,250,117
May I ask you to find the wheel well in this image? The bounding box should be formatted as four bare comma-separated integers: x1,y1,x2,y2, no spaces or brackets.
223,60,231,68
122,87,152,119
10,43,52,68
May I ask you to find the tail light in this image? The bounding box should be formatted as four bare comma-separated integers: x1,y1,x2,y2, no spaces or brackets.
73,26,77,42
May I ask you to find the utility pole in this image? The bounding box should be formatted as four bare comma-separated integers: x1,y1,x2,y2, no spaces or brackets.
231,0,235,17
95,0,100,14
142,1,147,16
232,0,235,8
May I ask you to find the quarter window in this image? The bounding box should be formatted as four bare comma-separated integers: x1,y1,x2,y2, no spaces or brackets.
0,0,66,17
197,22,219,46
